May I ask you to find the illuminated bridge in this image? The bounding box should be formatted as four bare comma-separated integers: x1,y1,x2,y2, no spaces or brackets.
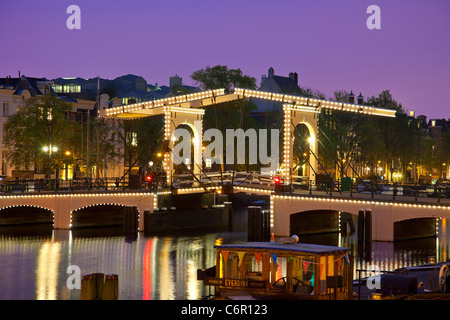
0,88,447,241
0,179,448,242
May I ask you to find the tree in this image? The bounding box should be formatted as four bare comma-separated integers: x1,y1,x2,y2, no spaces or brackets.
318,90,365,178
100,85,118,104
190,65,259,171
3,95,80,178
365,90,422,181
299,87,325,99
117,116,164,177
358,117,385,176
191,65,256,93
434,131,450,179
90,117,124,179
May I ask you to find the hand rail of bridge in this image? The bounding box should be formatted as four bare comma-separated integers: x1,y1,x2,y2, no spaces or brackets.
172,171,449,203
0,174,448,204
0,177,162,193
280,178,450,204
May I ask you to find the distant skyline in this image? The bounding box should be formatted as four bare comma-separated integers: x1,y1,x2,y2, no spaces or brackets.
1,0,449,119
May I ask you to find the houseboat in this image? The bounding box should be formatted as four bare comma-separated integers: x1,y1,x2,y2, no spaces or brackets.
200,238,354,300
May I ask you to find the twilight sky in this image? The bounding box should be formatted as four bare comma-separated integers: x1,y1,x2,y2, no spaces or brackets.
1,0,449,119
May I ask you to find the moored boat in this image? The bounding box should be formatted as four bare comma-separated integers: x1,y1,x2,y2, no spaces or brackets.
198,237,354,300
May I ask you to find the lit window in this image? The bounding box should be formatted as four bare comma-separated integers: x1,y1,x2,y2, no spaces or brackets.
2,103,9,116
126,132,138,147
52,84,63,93
61,83,81,93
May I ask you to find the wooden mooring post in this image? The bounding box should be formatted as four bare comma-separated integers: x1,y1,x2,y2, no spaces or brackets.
103,274,119,300
80,273,118,300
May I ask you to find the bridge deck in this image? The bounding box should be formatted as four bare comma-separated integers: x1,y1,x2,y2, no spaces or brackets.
234,184,450,206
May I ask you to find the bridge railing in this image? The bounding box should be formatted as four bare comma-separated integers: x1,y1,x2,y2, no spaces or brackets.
1,174,448,203
0,177,160,193
279,178,450,203
171,171,450,202
223,172,449,203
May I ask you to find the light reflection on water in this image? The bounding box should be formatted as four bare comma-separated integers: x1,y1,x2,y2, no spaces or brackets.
0,216,449,300
0,226,245,300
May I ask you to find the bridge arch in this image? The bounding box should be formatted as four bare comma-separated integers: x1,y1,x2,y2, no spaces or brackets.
70,203,131,229
164,106,204,186
0,205,54,226
282,104,319,185
289,209,356,236
172,123,197,174
394,217,438,241
292,123,315,179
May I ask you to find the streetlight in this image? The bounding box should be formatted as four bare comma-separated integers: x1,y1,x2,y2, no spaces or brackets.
43,146,57,153
63,150,72,181
43,144,58,179
377,160,382,177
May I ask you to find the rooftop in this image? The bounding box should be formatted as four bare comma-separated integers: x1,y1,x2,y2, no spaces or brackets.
214,241,349,254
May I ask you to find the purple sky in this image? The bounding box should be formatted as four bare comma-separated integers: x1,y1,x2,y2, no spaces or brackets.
1,0,449,119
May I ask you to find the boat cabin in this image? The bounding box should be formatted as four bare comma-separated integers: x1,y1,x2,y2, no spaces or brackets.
204,241,353,300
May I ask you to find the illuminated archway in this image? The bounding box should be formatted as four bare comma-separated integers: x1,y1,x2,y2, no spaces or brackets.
290,209,355,236
394,217,438,241
163,106,204,186
0,205,54,226
70,203,128,228
282,104,319,184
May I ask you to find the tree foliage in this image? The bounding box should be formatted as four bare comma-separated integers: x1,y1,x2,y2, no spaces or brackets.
118,116,164,173
191,65,256,93
191,65,260,170
314,88,438,181
3,95,79,174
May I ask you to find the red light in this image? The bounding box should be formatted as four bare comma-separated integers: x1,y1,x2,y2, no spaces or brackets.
146,175,153,182
274,177,281,184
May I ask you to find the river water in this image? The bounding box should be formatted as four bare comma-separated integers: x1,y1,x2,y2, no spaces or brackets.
0,207,449,300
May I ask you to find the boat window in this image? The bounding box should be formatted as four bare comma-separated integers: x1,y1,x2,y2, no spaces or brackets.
222,252,240,279
318,254,346,295
221,251,263,280
291,256,315,294
335,255,346,294
320,256,327,294
327,255,335,294
243,254,263,281
270,256,287,290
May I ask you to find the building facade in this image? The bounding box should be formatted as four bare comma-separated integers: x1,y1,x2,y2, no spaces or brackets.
0,75,124,180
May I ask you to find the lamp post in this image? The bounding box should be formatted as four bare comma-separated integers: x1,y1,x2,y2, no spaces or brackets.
342,158,346,180
64,150,72,181
43,145,57,179
442,163,447,179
